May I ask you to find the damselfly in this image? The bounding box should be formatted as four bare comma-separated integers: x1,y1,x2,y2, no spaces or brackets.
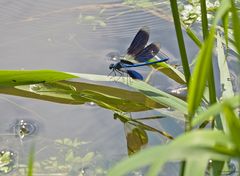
109,27,169,80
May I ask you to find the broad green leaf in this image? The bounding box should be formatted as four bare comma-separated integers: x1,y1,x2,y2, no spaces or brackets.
184,158,208,176
124,80,188,114
12,81,164,112
108,130,239,176
0,70,78,86
192,95,240,126
77,90,152,112
72,73,188,114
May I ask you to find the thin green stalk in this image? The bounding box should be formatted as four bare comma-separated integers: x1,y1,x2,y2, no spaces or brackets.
27,146,35,176
169,0,191,86
169,2,191,174
185,26,202,48
200,0,217,108
200,0,209,39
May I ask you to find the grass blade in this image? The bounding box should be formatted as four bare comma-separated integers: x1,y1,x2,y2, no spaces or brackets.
169,0,191,85
200,0,209,39
185,26,202,48
191,95,240,127
187,26,216,127
27,146,35,176
231,0,240,56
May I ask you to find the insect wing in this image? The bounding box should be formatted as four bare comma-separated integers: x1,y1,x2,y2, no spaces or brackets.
127,27,149,56
127,70,143,80
120,59,134,65
135,43,160,62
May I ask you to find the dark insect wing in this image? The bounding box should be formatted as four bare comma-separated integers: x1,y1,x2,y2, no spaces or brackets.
126,70,144,80
120,59,134,65
135,43,160,62
127,27,149,56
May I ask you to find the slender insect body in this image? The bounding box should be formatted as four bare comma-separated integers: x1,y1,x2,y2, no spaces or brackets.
108,27,169,80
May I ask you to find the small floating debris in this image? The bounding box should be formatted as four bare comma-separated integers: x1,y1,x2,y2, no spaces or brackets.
85,101,96,107
0,149,16,174
11,119,38,139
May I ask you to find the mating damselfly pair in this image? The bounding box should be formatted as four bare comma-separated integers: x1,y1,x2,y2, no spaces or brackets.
108,27,169,80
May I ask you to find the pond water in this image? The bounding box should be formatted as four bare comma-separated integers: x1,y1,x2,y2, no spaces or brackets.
1,0,237,175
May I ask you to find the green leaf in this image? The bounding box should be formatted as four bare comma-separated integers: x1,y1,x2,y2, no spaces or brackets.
124,80,188,114
217,32,234,98
124,122,148,155
185,26,202,48
184,158,208,176
69,73,188,114
81,152,95,164
231,0,240,56
108,130,239,176
0,70,78,86
0,80,164,112
192,95,240,126
222,105,240,148
222,13,229,50
169,0,191,85
151,62,186,84
187,26,216,118
27,146,35,176
65,150,74,162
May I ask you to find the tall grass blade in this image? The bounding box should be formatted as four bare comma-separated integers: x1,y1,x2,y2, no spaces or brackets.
191,95,240,127
200,0,217,107
222,13,229,50
187,26,216,127
108,130,238,176
200,0,209,39
185,27,202,48
27,146,35,176
223,105,240,148
230,0,240,56
169,0,191,85
188,0,232,125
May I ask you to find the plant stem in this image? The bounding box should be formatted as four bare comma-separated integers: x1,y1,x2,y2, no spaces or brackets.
200,0,216,105
169,0,191,86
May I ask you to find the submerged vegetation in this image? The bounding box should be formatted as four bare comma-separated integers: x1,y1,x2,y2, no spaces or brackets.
0,0,239,175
